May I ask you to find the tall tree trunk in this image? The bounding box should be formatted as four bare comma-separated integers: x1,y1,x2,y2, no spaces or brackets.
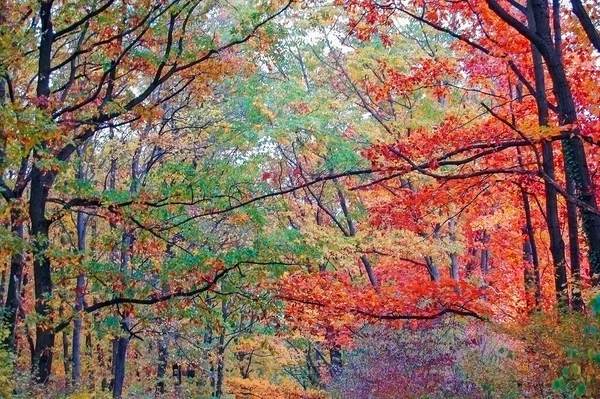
112,316,132,399
156,333,168,395
62,327,70,389
529,0,600,284
566,173,584,311
3,212,24,351
449,216,459,281
31,0,55,383
30,165,54,383
480,231,490,274
521,188,542,310
325,326,342,378
112,233,134,399
526,4,568,305
214,332,225,398
72,208,88,385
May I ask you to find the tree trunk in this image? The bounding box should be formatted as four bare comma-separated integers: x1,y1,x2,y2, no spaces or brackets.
521,188,542,310
31,0,55,383
449,217,459,281
526,4,568,306
480,231,490,274
112,316,132,399
30,165,55,383
566,173,584,311
156,334,168,395
3,212,24,351
529,0,600,285
62,329,70,389
72,208,88,385
214,332,225,398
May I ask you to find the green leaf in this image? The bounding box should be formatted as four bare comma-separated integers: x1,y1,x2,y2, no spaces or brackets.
552,377,566,391
575,382,587,397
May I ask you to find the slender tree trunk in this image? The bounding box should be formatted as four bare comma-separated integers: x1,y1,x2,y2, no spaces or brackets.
336,184,379,288
424,256,440,281
480,231,490,274
325,326,342,378
0,271,4,307
3,212,24,351
112,233,134,399
62,328,70,389
214,332,225,398
566,173,584,311
521,188,542,310
449,217,459,281
72,208,88,385
156,334,168,395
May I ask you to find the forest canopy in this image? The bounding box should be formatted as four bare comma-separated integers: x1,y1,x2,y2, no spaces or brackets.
1,0,600,398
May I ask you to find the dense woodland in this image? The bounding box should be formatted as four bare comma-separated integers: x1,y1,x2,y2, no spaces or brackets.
1,0,600,398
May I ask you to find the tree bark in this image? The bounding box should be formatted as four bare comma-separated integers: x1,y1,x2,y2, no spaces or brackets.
3,212,24,351
527,3,568,305
112,316,132,399
30,165,55,383
566,173,584,311
521,188,542,310
72,208,88,385
156,333,168,395
529,0,600,285
31,0,56,383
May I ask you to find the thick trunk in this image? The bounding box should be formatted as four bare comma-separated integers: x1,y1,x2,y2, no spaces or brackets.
31,0,55,383
30,165,54,383
112,317,132,399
